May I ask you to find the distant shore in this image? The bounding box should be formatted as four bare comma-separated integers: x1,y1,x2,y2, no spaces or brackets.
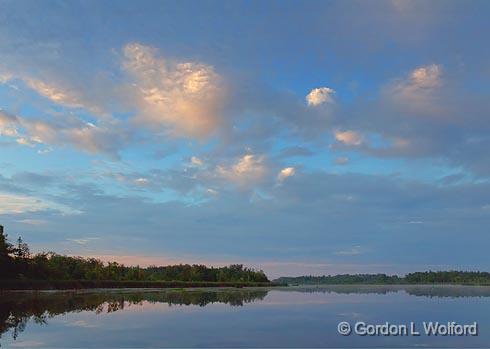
0,280,281,291
274,271,490,286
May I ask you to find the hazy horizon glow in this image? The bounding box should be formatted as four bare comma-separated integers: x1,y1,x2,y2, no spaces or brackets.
1,1,490,278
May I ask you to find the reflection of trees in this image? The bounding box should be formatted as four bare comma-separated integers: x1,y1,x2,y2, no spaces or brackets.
280,285,490,298
278,285,402,295
0,289,268,344
403,285,490,298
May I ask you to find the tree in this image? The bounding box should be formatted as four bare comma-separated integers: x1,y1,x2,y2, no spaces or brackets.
0,225,13,258
14,237,30,259
0,224,15,279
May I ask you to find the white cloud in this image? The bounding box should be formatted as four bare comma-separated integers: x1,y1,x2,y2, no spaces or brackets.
0,193,76,215
410,64,442,88
306,87,335,106
206,188,219,196
385,64,444,113
24,78,86,109
134,177,149,186
334,130,363,146
191,156,203,166
0,73,104,115
0,111,131,157
277,167,295,182
16,137,37,147
123,43,224,139
217,154,267,186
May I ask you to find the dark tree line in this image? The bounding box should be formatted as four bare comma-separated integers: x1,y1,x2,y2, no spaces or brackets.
404,271,490,285
275,271,490,286
275,274,403,285
0,225,269,283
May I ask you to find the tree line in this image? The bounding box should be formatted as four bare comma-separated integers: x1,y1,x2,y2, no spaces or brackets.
275,274,403,285
275,271,490,286
0,225,269,283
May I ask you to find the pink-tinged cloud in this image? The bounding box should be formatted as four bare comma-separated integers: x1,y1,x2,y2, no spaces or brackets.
123,43,225,139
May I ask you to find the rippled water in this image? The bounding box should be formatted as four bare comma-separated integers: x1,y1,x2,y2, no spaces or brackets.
1,285,490,348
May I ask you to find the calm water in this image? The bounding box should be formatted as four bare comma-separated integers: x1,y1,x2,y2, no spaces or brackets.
1,285,490,348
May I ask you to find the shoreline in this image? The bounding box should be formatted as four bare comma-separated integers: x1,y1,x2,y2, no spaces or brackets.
0,280,490,293
0,279,281,291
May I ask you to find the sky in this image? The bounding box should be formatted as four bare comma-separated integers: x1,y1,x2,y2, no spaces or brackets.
0,0,490,278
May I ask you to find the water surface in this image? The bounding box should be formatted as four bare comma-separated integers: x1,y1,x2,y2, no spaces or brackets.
2,285,490,348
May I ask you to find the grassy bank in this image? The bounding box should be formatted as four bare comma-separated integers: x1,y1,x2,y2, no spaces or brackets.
0,279,280,290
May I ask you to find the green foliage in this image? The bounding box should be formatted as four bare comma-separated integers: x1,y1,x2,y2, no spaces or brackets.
275,274,403,285
0,225,269,284
405,271,490,285
275,271,490,286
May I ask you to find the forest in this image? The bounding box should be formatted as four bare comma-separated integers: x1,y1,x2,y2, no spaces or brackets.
275,271,490,285
275,274,403,285
0,225,270,286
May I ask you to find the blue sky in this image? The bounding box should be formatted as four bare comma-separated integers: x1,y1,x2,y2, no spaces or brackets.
1,0,490,277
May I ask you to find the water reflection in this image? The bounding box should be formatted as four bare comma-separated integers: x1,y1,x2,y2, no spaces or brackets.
2,285,490,347
285,284,490,298
0,288,267,343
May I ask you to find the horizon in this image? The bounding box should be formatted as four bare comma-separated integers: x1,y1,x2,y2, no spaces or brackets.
0,223,487,279
1,1,490,279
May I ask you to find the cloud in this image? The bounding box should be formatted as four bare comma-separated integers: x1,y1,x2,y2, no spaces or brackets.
24,119,128,156
217,154,267,186
9,340,45,348
134,177,149,186
0,110,19,137
0,73,12,83
206,188,219,196
16,137,36,147
123,43,225,139
334,130,363,146
277,167,296,182
67,237,100,245
0,193,74,214
0,110,132,157
190,156,204,166
0,73,105,115
384,64,444,115
325,63,490,176
306,87,335,106
335,245,363,256
65,320,97,328
409,64,442,88
17,219,47,225
24,78,89,109
8,169,489,274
